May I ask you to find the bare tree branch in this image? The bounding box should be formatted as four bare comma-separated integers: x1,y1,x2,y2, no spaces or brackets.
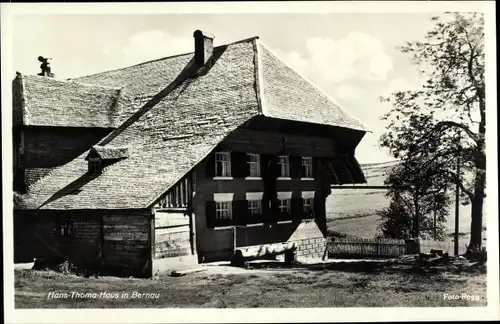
432,121,479,143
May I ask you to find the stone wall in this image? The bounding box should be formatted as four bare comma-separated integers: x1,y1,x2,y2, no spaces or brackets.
287,219,327,260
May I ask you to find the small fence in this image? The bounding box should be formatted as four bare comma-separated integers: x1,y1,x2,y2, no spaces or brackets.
326,237,469,259
326,237,407,259
419,239,468,256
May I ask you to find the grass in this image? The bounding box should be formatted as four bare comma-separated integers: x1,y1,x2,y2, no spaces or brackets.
15,266,487,308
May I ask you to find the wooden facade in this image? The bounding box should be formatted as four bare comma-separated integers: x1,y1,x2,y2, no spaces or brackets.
14,209,151,277
190,126,361,262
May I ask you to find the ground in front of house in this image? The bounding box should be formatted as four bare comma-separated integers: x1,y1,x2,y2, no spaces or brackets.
15,261,487,308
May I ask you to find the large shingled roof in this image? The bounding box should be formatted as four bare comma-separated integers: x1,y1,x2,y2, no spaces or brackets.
15,36,368,210
18,75,121,128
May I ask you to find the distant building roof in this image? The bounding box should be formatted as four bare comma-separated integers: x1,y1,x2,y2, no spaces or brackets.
15,36,368,210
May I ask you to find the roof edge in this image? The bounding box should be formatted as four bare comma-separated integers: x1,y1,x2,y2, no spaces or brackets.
145,134,236,209
72,36,260,83
253,38,266,115
257,41,372,133
146,114,262,209
20,73,123,92
14,72,29,125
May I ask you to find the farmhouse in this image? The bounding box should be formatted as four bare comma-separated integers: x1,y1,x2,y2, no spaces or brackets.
13,30,368,277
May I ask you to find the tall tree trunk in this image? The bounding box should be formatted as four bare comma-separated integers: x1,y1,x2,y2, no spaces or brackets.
468,169,485,251
468,96,486,252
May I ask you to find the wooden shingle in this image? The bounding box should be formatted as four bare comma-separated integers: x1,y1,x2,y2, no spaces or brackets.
15,36,367,210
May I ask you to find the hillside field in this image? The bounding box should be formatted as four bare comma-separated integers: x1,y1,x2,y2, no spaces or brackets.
326,161,486,242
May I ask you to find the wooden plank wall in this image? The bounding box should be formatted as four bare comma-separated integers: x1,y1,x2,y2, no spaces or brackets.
67,213,102,268
154,211,191,259
23,211,102,268
31,212,62,260
16,209,152,276
102,211,150,273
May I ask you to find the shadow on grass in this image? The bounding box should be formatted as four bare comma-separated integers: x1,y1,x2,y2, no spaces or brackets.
235,259,487,276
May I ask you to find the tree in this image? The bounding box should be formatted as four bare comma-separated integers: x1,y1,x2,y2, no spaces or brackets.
376,163,450,240
379,13,485,251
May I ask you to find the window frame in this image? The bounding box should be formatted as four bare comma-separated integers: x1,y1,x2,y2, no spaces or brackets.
303,197,314,212
215,201,232,221
302,156,314,178
247,153,261,178
59,215,73,237
88,158,102,175
278,198,291,214
248,199,262,216
214,152,231,177
278,155,290,178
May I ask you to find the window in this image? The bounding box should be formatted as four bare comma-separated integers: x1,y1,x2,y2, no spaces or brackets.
247,153,261,177
278,155,290,177
278,199,291,213
248,200,262,216
302,156,313,178
88,158,101,175
60,216,73,237
215,201,232,220
303,198,314,213
215,152,231,177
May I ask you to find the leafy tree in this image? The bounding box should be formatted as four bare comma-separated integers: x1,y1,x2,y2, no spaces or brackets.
380,13,485,251
376,163,450,240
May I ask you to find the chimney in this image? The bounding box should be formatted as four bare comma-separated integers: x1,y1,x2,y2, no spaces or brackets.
193,30,214,67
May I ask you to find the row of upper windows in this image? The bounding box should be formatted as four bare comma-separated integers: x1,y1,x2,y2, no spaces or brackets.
214,198,314,221
214,152,313,178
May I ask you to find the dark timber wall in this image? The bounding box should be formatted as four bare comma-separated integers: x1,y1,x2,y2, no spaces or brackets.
14,209,152,277
193,128,336,262
14,126,111,189
23,127,111,169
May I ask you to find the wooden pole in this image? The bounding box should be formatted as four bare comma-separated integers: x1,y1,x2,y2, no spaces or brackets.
454,155,460,255
414,184,419,239
433,200,437,240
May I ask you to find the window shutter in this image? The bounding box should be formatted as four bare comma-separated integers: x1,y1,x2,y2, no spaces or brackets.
233,200,248,226
262,154,277,202
269,156,279,178
205,153,216,178
260,154,271,178
261,199,271,220
205,201,216,228
291,198,303,219
313,157,323,179
313,195,323,220
290,156,302,179
269,198,280,221
231,152,249,178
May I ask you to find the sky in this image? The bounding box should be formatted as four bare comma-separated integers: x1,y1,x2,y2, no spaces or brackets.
9,13,439,163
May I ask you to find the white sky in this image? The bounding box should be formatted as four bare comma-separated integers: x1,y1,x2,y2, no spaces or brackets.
3,12,468,163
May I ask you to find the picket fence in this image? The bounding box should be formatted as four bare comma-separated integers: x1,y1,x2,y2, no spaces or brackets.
326,237,469,259
326,237,407,259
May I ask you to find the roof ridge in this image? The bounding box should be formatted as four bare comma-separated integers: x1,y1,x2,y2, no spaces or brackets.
256,40,371,133
72,36,259,82
22,74,122,91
